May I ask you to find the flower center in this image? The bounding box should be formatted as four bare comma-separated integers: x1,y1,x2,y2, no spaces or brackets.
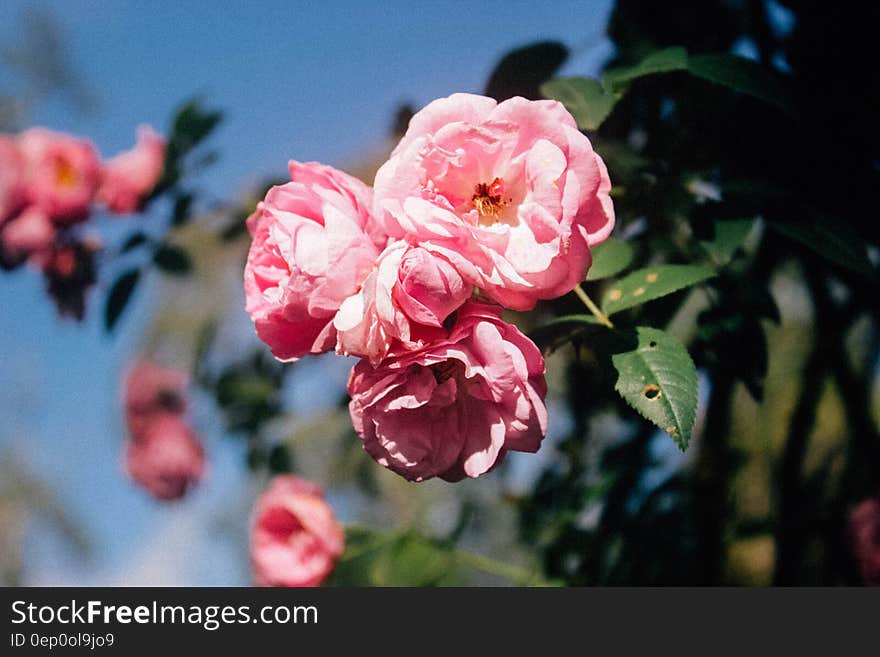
471,177,507,221
55,159,78,189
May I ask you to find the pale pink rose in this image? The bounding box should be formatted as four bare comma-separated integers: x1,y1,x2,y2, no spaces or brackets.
123,358,188,438
18,128,101,223
373,93,615,310
334,240,472,364
251,475,345,587
244,161,382,361
0,206,54,256
124,414,205,501
850,497,880,586
0,135,25,224
99,124,166,214
348,301,548,482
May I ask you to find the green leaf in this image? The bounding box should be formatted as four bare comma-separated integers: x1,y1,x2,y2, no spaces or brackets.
687,53,796,116
373,532,454,587
192,319,217,384
329,529,455,587
104,268,140,331
152,243,192,275
599,47,794,116
603,46,688,91
699,218,756,266
601,264,715,315
485,41,569,102
594,141,650,178
770,219,875,279
120,232,148,253
540,76,617,131
170,99,223,152
586,238,635,280
215,372,276,407
267,444,294,474
156,98,223,192
609,327,698,449
171,193,193,227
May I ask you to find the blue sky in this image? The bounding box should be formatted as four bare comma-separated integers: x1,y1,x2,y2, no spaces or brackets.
0,0,614,585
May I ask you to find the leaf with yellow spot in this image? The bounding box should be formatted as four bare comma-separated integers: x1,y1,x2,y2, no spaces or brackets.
609,327,698,450
601,265,715,316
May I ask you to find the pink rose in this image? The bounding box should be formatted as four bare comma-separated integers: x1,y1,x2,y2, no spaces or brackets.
0,135,25,224
850,497,880,586
348,301,548,482
244,161,382,361
124,414,205,501
373,93,615,310
18,128,101,224
0,206,54,257
251,475,345,587
99,124,166,214
334,240,472,364
123,358,188,438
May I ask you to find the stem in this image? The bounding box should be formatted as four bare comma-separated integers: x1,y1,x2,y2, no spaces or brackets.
453,548,553,586
573,284,614,328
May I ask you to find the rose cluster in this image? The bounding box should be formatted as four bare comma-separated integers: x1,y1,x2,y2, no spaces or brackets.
122,358,206,501
0,125,165,317
244,93,614,482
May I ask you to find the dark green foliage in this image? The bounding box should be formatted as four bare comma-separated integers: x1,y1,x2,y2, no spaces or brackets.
518,0,879,586
104,269,140,331
152,243,192,275
484,41,568,102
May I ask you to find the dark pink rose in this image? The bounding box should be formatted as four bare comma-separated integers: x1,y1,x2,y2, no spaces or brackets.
251,475,344,587
124,414,205,501
348,301,548,482
123,358,188,438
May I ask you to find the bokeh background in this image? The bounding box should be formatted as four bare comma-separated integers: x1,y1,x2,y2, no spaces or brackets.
2,0,878,586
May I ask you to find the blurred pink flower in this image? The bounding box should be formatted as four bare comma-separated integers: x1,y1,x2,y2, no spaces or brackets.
251,475,344,587
124,414,205,501
373,93,615,310
0,206,54,257
123,358,188,438
334,240,471,364
28,238,100,320
348,301,547,482
0,135,25,224
99,124,166,214
18,128,101,223
244,161,382,361
850,497,880,586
